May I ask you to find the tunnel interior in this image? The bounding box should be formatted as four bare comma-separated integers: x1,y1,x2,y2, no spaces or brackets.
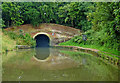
34,34,50,47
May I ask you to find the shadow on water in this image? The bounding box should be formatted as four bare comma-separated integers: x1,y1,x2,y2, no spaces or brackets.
34,47,50,60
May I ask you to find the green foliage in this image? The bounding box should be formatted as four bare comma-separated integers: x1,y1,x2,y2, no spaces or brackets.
61,2,119,51
22,33,36,47
0,19,6,27
2,2,24,27
58,2,92,31
72,36,83,44
2,2,119,51
87,2,120,50
18,2,60,26
3,30,36,47
59,39,120,57
2,2,92,31
2,31,16,53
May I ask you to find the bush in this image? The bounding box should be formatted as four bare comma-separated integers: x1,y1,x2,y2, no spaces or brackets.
71,30,119,51
72,36,84,44
3,30,36,47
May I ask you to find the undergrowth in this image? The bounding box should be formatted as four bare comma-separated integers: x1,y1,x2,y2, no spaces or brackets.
59,36,120,58
2,29,36,47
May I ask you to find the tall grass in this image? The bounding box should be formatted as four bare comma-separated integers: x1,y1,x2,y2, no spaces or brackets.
2,33,16,53
3,29,36,47
59,39,120,56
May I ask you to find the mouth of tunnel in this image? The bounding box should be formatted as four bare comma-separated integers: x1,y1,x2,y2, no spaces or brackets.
34,34,50,47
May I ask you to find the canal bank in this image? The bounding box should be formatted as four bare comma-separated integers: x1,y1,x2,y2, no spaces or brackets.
2,26,119,67
15,44,120,67
2,47,119,81
2,32,16,53
53,45,120,67
2,33,119,68
2,32,119,81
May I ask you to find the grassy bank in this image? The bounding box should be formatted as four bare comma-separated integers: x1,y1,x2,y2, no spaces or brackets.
59,39,120,59
2,33,16,53
2,29,36,53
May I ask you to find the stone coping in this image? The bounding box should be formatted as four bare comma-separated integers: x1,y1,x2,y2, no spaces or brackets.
53,45,120,66
16,45,32,49
15,45,120,66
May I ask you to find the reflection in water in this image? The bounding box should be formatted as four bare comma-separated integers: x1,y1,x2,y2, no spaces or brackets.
33,47,79,70
34,47,50,60
2,48,119,81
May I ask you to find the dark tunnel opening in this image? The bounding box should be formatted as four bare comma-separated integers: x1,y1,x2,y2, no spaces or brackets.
35,34,50,47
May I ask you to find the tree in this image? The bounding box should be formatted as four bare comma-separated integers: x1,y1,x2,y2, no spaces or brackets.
88,2,120,50
2,2,24,27
58,2,92,31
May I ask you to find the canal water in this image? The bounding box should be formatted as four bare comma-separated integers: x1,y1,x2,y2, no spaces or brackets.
2,47,119,81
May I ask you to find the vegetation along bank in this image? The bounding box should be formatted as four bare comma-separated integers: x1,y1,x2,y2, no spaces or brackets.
1,2,120,62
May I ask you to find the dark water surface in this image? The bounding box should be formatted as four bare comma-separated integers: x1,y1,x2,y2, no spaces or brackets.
2,47,119,81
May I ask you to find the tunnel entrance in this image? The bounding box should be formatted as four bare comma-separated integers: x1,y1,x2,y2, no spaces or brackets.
34,34,50,47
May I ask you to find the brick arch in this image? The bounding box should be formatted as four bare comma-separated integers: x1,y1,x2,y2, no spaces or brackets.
33,32,52,47
33,32,51,40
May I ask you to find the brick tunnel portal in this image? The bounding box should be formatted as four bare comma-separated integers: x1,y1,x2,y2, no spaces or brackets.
33,33,50,47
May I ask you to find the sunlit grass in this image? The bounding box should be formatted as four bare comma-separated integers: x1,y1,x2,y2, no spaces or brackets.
59,40,120,57
2,33,16,53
